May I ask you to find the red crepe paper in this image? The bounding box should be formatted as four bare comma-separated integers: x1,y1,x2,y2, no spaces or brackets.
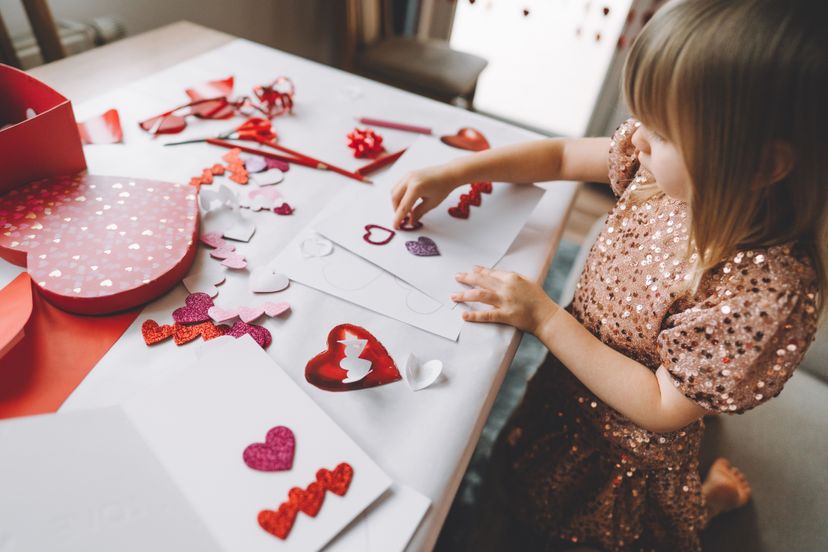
346,128,385,159
362,224,395,245
258,462,354,540
305,324,401,391
77,108,123,145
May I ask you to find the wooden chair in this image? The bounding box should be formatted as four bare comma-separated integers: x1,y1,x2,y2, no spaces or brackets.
0,0,65,68
339,0,487,107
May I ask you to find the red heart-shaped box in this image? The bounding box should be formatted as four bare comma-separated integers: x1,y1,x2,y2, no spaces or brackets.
0,174,198,314
305,324,401,391
0,64,86,194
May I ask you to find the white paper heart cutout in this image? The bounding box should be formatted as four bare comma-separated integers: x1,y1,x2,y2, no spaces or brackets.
300,235,334,258
403,353,443,391
249,265,290,293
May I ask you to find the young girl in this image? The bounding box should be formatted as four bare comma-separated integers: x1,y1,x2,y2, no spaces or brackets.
390,0,826,549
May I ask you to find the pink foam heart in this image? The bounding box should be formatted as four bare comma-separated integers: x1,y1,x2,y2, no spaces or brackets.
238,305,265,323
249,187,283,202
208,305,238,323
263,301,290,317
209,244,236,259
221,253,247,269
172,292,214,324
200,232,226,249
243,426,295,471
227,320,271,349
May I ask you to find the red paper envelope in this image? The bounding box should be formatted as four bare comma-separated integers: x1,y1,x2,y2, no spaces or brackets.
0,273,138,419
0,64,86,194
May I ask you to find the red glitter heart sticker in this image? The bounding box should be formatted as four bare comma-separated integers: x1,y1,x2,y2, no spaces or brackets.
172,292,214,324
362,224,395,245
287,482,326,517
316,463,354,496
258,503,298,540
305,324,401,391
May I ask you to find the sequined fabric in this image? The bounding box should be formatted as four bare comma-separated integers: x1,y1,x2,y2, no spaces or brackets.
490,119,819,551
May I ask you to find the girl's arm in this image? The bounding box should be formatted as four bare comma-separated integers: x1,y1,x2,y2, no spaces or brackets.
391,137,611,228
454,267,708,434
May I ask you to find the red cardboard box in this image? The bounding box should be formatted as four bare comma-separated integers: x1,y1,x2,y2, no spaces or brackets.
0,63,86,194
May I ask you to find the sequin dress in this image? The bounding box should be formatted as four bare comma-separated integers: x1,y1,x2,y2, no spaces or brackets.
489,119,819,551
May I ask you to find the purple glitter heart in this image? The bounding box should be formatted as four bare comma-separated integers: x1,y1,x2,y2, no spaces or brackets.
172,292,215,324
405,236,440,257
244,155,267,173
265,157,290,172
243,426,295,471
227,320,272,349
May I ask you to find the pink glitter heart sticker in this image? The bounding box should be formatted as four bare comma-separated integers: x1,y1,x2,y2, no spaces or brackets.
243,426,295,471
228,320,272,349
172,292,215,324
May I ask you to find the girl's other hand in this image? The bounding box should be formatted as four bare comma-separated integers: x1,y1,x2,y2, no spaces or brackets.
391,165,458,228
452,266,560,334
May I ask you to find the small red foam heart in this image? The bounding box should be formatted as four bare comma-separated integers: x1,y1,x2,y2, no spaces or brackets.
305,324,401,391
287,482,326,517
141,320,175,345
258,503,298,540
448,202,470,219
362,224,395,245
471,181,492,194
274,202,294,216
440,127,490,152
316,462,354,496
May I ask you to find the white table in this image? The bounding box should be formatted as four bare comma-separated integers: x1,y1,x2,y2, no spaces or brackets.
10,22,577,551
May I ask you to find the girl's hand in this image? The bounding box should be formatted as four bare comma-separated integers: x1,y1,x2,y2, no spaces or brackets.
390,165,460,228
452,266,560,334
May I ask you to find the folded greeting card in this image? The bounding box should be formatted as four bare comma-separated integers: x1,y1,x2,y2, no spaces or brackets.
0,337,392,551
315,138,545,305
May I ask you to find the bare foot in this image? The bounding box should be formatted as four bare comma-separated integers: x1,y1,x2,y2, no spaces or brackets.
702,458,752,519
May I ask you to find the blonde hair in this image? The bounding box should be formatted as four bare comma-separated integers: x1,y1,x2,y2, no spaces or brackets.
623,0,828,311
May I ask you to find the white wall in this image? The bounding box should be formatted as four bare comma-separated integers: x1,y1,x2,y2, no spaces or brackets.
0,0,339,65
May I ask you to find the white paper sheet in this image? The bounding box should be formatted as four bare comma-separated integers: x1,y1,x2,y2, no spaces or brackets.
315,138,546,305
273,228,464,341
122,336,393,552
0,408,222,552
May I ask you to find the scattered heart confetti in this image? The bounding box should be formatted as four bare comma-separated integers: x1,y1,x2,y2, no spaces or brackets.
440,127,491,151
273,202,294,216
182,265,226,297
362,224,395,246
243,426,296,471
209,244,236,260
300,236,334,258
207,305,238,323
172,292,215,324
200,232,226,249
141,319,228,346
243,187,283,211
220,252,247,269
305,324,400,391
244,155,268,173
250,265,290,293
227,320,272,349
265,157,291,172
207,301,290,323
263,301,291,317
254,168,285,186
257,462,354,540
403,353,444,391
223,219,255,242
405,236,440,257
472,181,493,194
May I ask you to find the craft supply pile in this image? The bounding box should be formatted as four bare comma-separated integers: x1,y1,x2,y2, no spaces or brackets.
0,42,550,551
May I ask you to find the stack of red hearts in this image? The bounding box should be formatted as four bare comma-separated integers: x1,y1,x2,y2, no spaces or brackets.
258,462,354,540
448,181,493,219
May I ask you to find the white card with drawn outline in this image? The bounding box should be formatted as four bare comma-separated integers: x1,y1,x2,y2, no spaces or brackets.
273,229,464,341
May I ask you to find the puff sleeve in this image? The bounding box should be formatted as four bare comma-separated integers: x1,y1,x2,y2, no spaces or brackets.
608,118,641,197
656,249,819,414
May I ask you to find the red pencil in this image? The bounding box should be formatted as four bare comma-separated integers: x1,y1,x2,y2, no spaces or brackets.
356,148,407,176
257,139,369,183
206,139,323,170
358,117,433,135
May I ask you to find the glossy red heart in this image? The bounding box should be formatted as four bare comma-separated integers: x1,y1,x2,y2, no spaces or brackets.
258,502,298,540
305,324,401,391
287,482,326,517
316,462,354,496
440,127,490,152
